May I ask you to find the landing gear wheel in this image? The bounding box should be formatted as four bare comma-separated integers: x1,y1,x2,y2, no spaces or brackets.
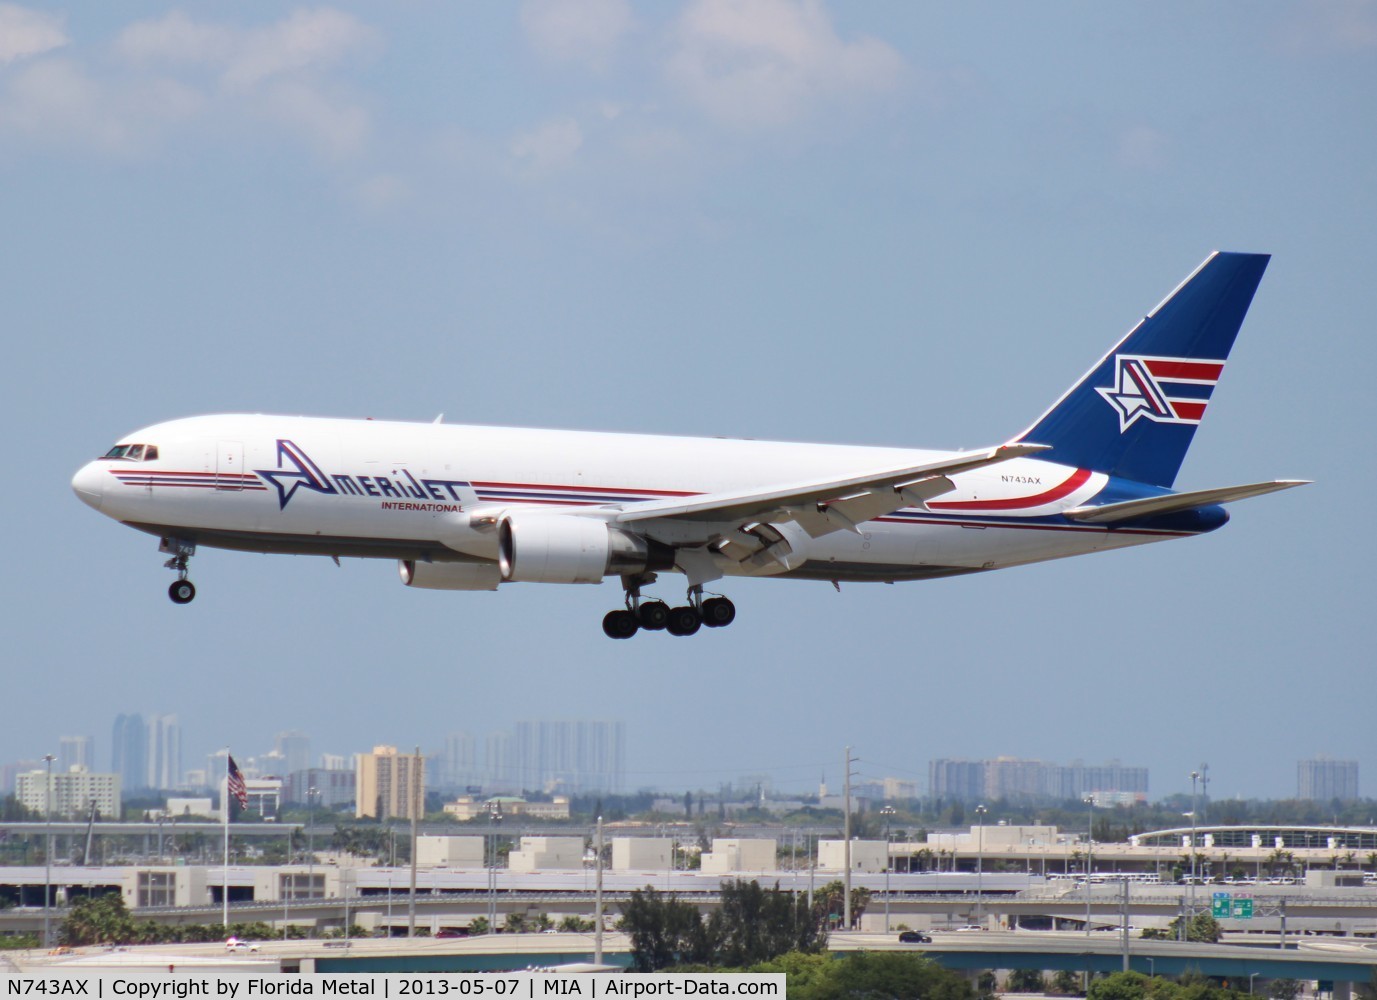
665,606,702,637
602,609,639,640
637,601,670,631
168,580,196,605
701,596,736,628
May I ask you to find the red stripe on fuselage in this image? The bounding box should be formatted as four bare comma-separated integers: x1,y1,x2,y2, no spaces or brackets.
471,480,698,498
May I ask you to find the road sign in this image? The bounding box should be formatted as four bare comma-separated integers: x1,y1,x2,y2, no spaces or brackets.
1211,892,1231,918
1232,895,1254,919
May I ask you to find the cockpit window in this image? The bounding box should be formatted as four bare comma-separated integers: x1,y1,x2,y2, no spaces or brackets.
101,443,158,461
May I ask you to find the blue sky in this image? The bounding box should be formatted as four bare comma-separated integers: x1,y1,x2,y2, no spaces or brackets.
4,1,1374,803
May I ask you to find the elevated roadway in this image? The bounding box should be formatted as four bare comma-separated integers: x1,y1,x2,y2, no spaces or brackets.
10,930,1377,991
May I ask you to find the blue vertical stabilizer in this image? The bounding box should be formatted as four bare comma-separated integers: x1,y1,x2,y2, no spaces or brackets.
1016,251,1270,487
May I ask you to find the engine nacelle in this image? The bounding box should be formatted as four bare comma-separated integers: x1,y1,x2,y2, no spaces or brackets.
399,559,500,591
497,513,673,584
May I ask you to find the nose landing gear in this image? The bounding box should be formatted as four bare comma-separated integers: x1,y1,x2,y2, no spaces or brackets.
601,579,735,639
161,538,197,605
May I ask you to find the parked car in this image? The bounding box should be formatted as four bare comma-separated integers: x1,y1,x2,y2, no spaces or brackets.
898,931,931,943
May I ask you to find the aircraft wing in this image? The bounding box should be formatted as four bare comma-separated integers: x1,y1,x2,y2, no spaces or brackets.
1063,479,1310,524
615,443,1047,538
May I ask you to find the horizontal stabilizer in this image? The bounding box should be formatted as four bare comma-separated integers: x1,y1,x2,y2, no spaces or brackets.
1064,479,1309,524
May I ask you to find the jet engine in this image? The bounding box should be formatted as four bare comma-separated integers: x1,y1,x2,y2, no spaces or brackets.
497,513,673,583
399,559,501,590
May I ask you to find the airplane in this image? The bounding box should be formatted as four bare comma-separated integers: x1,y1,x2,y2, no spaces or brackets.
72,251,1306,639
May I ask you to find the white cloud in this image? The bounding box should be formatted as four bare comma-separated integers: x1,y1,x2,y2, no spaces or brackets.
256,79,370,157
0,8,379,157
520,0,632,69
0,3,67,64
511,116,584,173
115,8,378,87
666,0,903,128
0,58,202,154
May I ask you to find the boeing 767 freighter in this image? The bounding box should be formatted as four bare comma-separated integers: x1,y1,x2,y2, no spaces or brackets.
72,252,1306,638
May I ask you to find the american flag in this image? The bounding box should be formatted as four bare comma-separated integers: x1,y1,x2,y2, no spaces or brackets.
226,755,248,810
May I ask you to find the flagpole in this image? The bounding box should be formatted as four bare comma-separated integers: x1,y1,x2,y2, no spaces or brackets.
223,748,230,930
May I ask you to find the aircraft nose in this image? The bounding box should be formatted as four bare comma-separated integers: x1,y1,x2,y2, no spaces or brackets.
71,461,105,510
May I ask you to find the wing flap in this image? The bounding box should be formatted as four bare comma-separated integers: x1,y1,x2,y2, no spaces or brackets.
1064,479,1309,524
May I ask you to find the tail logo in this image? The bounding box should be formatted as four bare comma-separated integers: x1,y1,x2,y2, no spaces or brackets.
1097,355,1224,432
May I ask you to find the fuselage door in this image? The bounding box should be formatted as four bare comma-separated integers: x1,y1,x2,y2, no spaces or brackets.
217,441,245,491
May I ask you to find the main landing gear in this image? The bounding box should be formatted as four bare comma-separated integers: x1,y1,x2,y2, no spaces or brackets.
161,538,197,605
602,581,736,639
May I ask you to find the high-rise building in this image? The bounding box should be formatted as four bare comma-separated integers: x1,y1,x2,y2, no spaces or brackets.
112,713,182,791
484,732,515,792
16,767,120,820
355,746,425,820
1297,758,1359,801
284,767,355,810
929,757,1148,803
442,732,479,791
275,732,311,777
112,714,148,792
929,759,986,800
985,757,1050,801
1052,760,1149,800
59,736,94,774
146,714,181,790
511,720,625,794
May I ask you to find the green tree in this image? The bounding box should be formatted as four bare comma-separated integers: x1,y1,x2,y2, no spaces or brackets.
712,879,826,966
1143,912,1221,943
1088,971,1151,1000
1051,969,1084,995
815,879,872,929
1007,969,1048,993
620,886,710,971
787,952,974,1000
468,917,489,935
1268,981,1302,1000
60,893,135,946
622,880,827,971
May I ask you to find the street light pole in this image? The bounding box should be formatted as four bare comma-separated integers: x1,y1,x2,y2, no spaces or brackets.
1187,770,1200,940
974,804,987,927
307,786,317,903
408,746,419,939
1085,795,1095,938
843,746,855,932
881,806,896,933
42,753,55,949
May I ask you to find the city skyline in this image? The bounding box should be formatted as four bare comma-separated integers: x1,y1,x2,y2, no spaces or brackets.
2,712,1363,804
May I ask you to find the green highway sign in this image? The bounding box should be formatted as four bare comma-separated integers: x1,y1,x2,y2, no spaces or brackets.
1232,896,1254,919
1212,892,1231,918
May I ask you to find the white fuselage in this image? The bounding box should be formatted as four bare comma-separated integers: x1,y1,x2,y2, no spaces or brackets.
71,414,1189,586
